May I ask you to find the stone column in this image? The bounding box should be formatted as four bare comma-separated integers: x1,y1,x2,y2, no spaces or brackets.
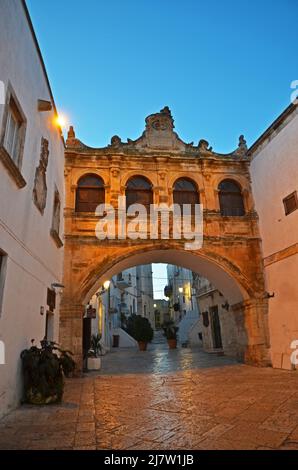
233,298,271,366
109,164,120,207
59,302,85,374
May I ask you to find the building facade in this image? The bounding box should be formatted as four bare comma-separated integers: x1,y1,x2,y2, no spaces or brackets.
153,299,170,329
193,276,241,357
61,106,270,369
87,264,154,351
249,103,298,370
166,265,198,322
0,0,65,417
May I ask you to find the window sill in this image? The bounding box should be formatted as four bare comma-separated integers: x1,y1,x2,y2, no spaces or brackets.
74,211,99,217
50,229,63,248
0,146,26,188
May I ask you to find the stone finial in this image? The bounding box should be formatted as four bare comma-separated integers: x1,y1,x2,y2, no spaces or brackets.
198,139,213,153
160,106,172,116
239,135,247,149
110,135,122,147
67,126,75,140
234,134,248,156
66,126,80,147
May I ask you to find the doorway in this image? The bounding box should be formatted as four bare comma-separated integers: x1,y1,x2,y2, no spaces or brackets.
210,306,223,349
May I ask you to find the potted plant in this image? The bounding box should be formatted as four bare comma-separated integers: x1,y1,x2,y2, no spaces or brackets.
20,339,75,405
162,320,179,349
126,314,153,351
87,333,102,370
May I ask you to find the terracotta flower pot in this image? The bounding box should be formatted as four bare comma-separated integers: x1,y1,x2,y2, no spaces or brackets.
167,339,177,349
138,341,148,351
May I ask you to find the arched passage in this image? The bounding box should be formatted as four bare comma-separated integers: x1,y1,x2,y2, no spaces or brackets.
60,242,270,370
82,248,247,305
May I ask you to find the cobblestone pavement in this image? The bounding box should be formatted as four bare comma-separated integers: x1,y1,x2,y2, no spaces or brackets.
0,337,298,450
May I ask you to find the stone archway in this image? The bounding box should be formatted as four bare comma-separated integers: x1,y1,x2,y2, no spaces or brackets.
60,240,270,370
61,107,271,370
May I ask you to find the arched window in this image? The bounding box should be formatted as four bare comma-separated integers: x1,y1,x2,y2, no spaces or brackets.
218,179,245,216
75,174,105,212
126,176,153,210
173,178,199,212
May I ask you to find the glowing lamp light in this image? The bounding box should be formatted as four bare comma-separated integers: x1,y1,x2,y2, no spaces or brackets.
154,304,157,308
103,280,110,290
55,114,67,129
178,287,183,293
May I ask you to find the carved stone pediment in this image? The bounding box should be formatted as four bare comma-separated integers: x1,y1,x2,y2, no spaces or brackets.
33,137,49,214
65,108,249,160
128,106,190,150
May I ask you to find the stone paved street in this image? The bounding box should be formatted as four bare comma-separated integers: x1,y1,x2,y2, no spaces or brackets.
0,338,298,450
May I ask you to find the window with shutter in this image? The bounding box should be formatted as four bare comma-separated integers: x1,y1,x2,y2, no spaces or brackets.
173,178,199,214
218,179,245,216
75,174,105,212
126,176,153,210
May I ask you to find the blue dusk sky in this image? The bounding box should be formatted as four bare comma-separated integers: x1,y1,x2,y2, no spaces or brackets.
26,0,298,297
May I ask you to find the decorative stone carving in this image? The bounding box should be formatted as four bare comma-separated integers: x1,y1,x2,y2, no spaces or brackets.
111,168,120,177
64,109,250,162
110,135,122,147
66,126,85,149
234,135,248,157
198,139,213,153
125,106,191,150
33,137,49,214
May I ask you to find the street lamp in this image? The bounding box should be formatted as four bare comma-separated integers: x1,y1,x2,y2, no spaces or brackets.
178,287,183,294
103,280,110,290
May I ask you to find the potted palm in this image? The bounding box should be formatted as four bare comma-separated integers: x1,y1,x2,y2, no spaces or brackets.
87,334,102,370
163,320,179,349
20,339,75,405
126,314,154,351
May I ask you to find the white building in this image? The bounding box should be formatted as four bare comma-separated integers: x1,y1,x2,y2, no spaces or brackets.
166,265,198,321
193,276,240,357
249,102,298,370
136,264,154,328
166,265,199,345
153,299,170,329
88,264,154,350
0,0,65,417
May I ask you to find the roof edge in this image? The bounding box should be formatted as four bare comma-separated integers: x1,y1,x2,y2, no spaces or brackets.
247,102,297,157
21,0,65,147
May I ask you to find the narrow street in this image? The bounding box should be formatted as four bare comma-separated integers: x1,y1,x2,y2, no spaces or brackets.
0,337,298,450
